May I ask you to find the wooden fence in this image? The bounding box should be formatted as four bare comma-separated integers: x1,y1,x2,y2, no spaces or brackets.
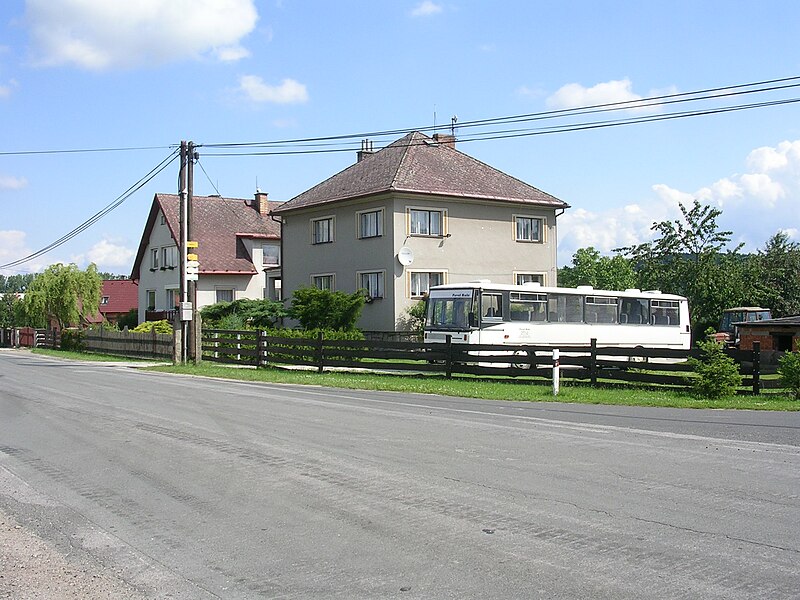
201,330,786,395
83,328,173,360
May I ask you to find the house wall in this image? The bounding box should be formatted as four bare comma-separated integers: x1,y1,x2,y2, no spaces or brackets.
279,192,559,331
137,209,180,323
196,274,261,307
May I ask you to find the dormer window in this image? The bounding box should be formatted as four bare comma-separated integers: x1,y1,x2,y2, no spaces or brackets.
262,244,280,267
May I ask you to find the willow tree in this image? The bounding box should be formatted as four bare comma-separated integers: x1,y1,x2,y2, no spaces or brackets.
21,263,102,329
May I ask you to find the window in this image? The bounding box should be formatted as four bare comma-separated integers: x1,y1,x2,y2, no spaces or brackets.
262,244,280,267
100,296,110,305
312,274,334,291
585,296,618,324
165,288,179,309
160,214,166,226
515,273,545,286
312,217,334,244
481,293,503,319
510,292,547,322
547,293,583,323
150,248,160,270
409,271,444,298
216,288,234,303
358,209,383,238
162,246,178,268
620,298,649,325
146,290,156,311
409,209,444,236
650,300,680,326
515,216,543,242
358,271,384,299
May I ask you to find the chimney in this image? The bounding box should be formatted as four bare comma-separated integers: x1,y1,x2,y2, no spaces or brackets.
432,133,456,148
254,189,269,216
357,139,376,162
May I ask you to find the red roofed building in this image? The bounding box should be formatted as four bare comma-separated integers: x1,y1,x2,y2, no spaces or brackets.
271,131,569,331
98,279,138,325
130,191,281,324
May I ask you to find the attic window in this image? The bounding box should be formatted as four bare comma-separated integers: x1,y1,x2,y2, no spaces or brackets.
101,296,110,305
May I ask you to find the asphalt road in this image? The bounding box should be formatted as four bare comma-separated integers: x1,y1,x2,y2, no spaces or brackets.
1,349,799,599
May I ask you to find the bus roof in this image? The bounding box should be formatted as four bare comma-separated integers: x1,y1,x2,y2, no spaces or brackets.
429,282,687,301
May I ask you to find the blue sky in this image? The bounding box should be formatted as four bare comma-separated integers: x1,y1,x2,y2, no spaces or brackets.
1,0,799,276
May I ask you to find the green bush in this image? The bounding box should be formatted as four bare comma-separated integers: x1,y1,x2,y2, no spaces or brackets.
131,320,173,334
687,330,742,399
778,351,800,400
289,287,365,331
201,298,287,329
60,328,85,351
397,300,426,333
117,308,138,330
263,328,365,363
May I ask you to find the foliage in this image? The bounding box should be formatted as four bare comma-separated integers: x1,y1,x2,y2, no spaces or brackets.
200,298,288,329
0,293,21,328
60,328,86,351
117,308,139,330
131,320,173,334
397,300,427,333
20,263,102,329
777,351,800,400
0,273,35,294
289,287,365,331
751,232,800,318
267,327,365,342
558,247,637,290
618,199,747,337
687,329,743,399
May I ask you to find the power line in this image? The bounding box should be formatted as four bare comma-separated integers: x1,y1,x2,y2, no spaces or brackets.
0,144,174,157
0,150,179,270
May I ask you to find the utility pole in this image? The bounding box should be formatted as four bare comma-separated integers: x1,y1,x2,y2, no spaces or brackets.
187,141,201,365
178,141,189,364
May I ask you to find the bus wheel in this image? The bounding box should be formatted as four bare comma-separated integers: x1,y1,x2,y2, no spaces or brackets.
512,350,532,370
629,346,649,364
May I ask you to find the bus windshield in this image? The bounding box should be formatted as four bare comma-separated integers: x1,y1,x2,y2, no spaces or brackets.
426,289,476,330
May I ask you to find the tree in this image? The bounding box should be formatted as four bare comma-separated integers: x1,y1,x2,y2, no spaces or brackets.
0,273,35,294
751,232,800,317
289,287,365,331
558,247,637,290
200,298,288,329
687,329,743,399
618,199,747,337
20,263,102,329
0,293,21,328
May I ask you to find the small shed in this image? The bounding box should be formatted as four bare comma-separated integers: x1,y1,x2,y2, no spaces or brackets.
737,316,800,352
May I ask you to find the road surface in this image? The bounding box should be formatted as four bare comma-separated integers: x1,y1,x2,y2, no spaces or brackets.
1,349,798,599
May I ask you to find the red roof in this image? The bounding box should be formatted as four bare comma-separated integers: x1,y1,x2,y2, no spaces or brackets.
99,279,138,315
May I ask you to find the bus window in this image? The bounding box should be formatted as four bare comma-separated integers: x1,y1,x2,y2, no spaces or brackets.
428,297,473,329
510,292,547,322
481,293,503,320
620,297,648,325
548,294,583,323
585,296,618,324
651,300,680,326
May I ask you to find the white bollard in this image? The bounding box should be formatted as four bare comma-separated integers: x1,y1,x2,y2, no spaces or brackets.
552,348,560,396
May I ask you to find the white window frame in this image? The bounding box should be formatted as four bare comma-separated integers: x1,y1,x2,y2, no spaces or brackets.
514,215,545,243
150,248,160,270
215,288,235,303
262,244,281,267
311,216,335,244
146,290,156,311
357,270,385,299
161,245,178,269
160,214,166,226
311,273,335,291
408,270,446,298
357,208,384,239
101,296,110,305
165,287,179,309
408,207,446,237
514,272,546,286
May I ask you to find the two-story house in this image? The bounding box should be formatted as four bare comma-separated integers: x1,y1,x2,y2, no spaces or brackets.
271,131,570,331
130,191,282,323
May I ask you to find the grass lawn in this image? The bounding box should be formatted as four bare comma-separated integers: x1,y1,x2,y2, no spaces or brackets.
31,348,160,363
148,362,799,411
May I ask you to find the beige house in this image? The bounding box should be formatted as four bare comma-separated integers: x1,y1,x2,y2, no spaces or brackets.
271,131,569,331
130,192,282,323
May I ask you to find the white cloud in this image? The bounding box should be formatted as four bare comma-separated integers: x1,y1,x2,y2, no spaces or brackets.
546,78,674,113
215,45,251,62
557,138,800,264
0,230,32,275
25,0,258,70
411,1,443,17
0,175,28,190
72,238,135,270
238,76,308,104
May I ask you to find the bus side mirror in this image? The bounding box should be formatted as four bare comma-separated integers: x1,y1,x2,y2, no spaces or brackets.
468,312,477,328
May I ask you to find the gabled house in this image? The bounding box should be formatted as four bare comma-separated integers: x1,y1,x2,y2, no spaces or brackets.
130,191,282,323
84,279,139,326
271,131,570,331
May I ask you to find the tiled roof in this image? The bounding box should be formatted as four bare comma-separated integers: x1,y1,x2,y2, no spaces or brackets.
272,131,569,213
131,194,281,278
99,279,138,314
739,315,800,327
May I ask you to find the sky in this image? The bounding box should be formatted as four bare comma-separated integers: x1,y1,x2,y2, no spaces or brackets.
1,0,799,277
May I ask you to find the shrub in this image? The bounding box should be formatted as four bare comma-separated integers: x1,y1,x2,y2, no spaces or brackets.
289,287,365,331
778,351,800,400
397,300,426,333
132,320,173,334
201,298,287,329
117,308,138,330
60,328,85,351
687,329,742,399
263,328,365,363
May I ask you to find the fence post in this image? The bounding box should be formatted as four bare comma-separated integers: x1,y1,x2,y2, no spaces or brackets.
552,348,560,396
316,330,324,373
258,330,267,368
445,334,453,379
752,340,761,395
589,338,597,387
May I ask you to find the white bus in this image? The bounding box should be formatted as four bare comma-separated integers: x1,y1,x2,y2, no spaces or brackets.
423,281,691,350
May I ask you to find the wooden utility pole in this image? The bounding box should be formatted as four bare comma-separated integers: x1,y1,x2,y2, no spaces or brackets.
187,142,201,364
178,141,189,364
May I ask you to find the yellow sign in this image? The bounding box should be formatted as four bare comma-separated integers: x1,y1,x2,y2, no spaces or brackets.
187,253,199,261
186,241,199,248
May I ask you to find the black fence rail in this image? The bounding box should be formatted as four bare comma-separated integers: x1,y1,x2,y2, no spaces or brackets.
201,331,787,395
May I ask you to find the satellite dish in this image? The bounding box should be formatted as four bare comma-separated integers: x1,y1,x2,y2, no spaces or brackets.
397,246,414,266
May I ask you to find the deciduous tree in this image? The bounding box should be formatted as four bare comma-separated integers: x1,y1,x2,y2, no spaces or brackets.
558,247,637,290
21,263,102,329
